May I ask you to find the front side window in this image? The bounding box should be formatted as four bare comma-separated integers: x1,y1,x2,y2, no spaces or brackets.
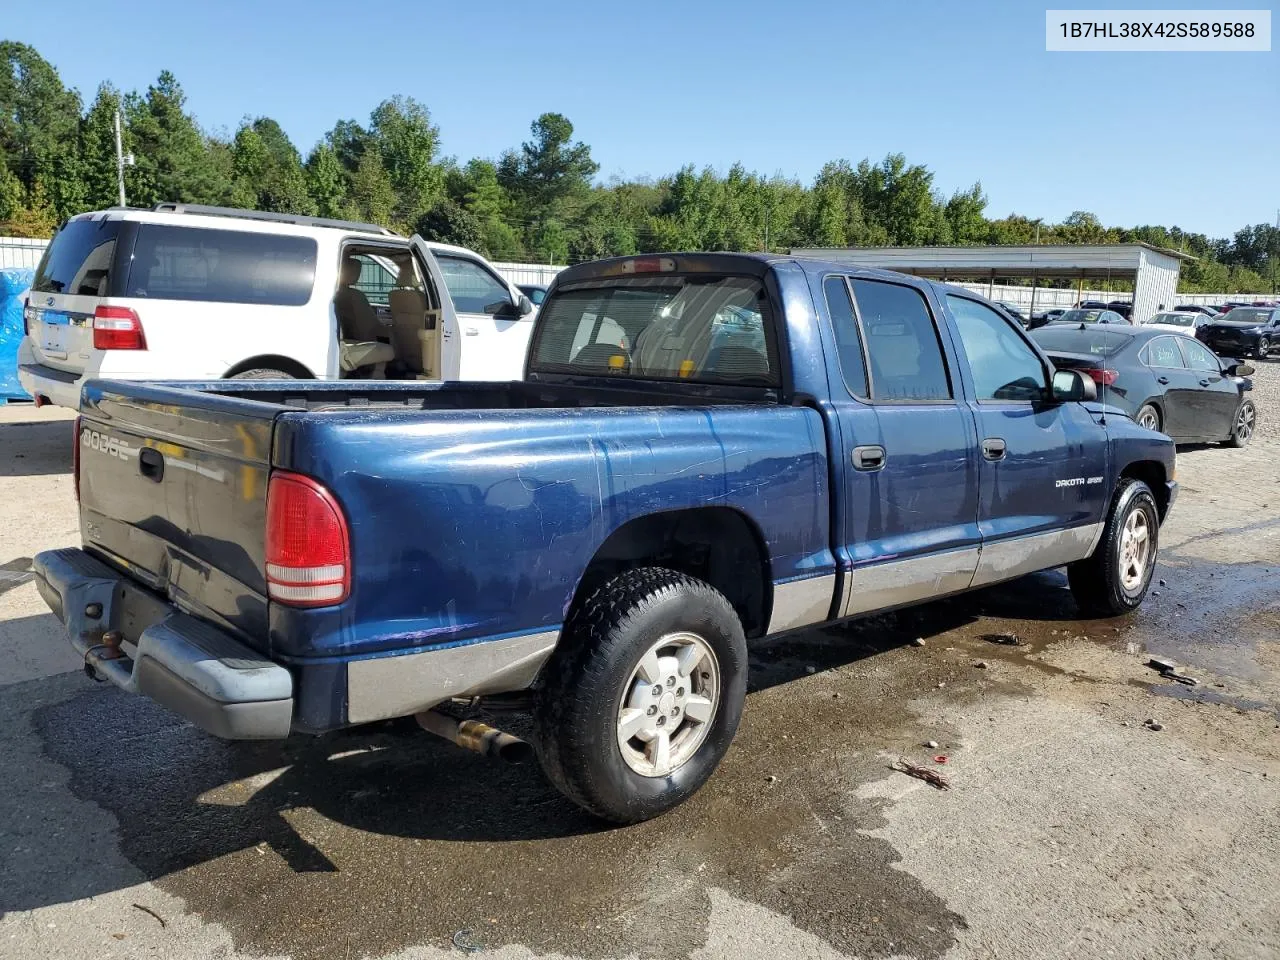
125,224,317,306
34,219,121,296
434,254,512,315
1179,338,1221,372
850,279,951,401
1146,336,1187,369
946,296,1046,401
530,274,778,386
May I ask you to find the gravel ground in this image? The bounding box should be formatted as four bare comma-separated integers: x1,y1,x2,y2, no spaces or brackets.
0,364,1277,960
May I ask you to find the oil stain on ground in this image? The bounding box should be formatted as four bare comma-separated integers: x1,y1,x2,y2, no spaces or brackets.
33,615,970,960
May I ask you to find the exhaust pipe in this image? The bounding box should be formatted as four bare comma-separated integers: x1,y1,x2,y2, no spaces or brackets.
415,710,534,764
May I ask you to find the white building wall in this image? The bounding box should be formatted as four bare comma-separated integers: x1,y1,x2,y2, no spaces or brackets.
1131,249,1181,324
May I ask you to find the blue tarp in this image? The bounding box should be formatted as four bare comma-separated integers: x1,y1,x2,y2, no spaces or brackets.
0,268,34,400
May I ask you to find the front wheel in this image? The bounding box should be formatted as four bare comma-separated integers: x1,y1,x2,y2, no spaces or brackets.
229,368,296,380
1227,399,1257,447
532,567,747,823
1255,338,1269,360
1068,478,1160,617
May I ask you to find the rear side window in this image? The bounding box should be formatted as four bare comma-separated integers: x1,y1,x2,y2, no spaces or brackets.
434,254,512,314
531,275,778,387
33,219,121,295
850,279,951,401
125,224,317,306
823,276,868,399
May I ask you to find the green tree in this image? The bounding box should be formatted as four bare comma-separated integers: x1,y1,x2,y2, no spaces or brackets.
346,148,395,226
78,84,124,209
305,143,349,218
498,112,598,238
231,117,316,214
124,71,223,206
0,41,84,219
415,200,484,249
368,96,443,228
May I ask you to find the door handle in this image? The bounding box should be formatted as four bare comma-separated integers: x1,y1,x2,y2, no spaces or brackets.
982,438,1007,461
1157,376,1169,384
852,445,886,471
464,327,479,336
1199,378,1211,387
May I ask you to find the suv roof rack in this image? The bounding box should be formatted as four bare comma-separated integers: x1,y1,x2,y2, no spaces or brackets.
150,203,398,236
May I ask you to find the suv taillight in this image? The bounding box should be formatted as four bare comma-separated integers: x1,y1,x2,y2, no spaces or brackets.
1084,368,1119,386
73,416,82,502
265,472,351,607
22,298,33,337
93,306,147,351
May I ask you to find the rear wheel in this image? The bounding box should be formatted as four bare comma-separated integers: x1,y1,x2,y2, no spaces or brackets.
1068,478,1160,617
1227,399,1256,447
532,567,747,823
229,368,295,380
1135,404,1161,432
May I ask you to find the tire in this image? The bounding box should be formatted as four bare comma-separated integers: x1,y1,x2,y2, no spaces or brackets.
1227,399,1257,448
1067,478,1160,617
533,567,747,824
1256,338,1269,361
1135,403,1161,432
229,368,296,380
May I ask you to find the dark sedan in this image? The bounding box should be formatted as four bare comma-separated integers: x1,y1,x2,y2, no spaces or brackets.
1031,325,1256,446
1197,306,1280,361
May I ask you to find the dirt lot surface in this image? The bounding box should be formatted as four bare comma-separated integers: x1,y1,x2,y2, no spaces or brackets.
1,366,1277,960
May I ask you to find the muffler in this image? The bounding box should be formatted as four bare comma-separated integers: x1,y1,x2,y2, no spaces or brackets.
415,710,533,764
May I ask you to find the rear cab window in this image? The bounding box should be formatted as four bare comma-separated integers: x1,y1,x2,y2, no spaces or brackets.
34,218,123,296
529,274,779,387
124,224,318,306
850,279,951,401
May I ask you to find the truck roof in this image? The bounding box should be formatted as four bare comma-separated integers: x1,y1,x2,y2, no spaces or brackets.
553,252,937,289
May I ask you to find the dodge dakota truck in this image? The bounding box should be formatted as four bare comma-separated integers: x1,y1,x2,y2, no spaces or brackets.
34,252,1177,823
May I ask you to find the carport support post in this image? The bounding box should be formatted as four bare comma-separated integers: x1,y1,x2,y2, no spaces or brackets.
988,271,994,298
1029,273,1038,320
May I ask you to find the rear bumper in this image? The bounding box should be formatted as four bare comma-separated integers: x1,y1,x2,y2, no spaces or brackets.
17,356,85,411
33,547,294,739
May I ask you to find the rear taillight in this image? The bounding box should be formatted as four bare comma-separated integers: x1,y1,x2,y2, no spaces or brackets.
93,306,147,351
22,298,33,337
73,416,82,502
1084,368,1119,386
265,471,351,607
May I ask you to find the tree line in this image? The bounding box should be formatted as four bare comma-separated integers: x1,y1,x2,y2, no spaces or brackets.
1,40,1275,294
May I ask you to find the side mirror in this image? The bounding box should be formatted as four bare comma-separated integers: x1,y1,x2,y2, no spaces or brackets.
1051,369,1097,402
518,294,534,316
1225,362,1255,377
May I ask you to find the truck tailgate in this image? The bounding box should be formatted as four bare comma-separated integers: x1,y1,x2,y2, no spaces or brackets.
77,381,279,651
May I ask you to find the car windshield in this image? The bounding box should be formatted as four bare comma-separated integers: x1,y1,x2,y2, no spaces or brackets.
1057,309,1104,324
1148,313,1194,327
529,274,778,386
1031,327,1131,358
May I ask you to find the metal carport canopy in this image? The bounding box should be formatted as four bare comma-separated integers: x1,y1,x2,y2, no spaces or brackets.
788,243,1193,280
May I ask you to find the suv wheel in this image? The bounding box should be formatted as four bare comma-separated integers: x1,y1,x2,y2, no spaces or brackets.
533,567,747,823
1135,404,1161,432
1255,338,1269,360
229,368,296,380
1067,478,1160,617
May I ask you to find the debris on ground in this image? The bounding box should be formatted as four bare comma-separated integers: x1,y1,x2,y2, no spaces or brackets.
973,661,989,670
452,928,485,954
890,757,951,790
131,903,166,928
984,632,1022,646
1144,719,1165,732
765,775,779,784
912,637,926,647
1146,657,1199,686
805,665,816,674
926,740,940,749
934,755,949,764
1159,579,1167,587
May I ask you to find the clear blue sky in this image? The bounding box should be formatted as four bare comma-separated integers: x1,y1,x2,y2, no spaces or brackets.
11,0,1278,238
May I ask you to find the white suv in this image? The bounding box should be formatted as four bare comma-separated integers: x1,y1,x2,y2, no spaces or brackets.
18,203,537,409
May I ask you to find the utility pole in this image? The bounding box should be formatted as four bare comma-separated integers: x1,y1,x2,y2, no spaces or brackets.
114,109,134,208
763,204,771,253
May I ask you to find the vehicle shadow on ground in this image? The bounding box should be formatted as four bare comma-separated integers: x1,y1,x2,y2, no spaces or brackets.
1,566,1185,958
0,419,73,477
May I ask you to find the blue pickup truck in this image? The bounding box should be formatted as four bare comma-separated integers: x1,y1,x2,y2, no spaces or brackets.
35,253,1176,822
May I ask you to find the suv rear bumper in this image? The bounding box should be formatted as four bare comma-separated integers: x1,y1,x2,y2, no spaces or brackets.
18,354,85,411
33,547,294,739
